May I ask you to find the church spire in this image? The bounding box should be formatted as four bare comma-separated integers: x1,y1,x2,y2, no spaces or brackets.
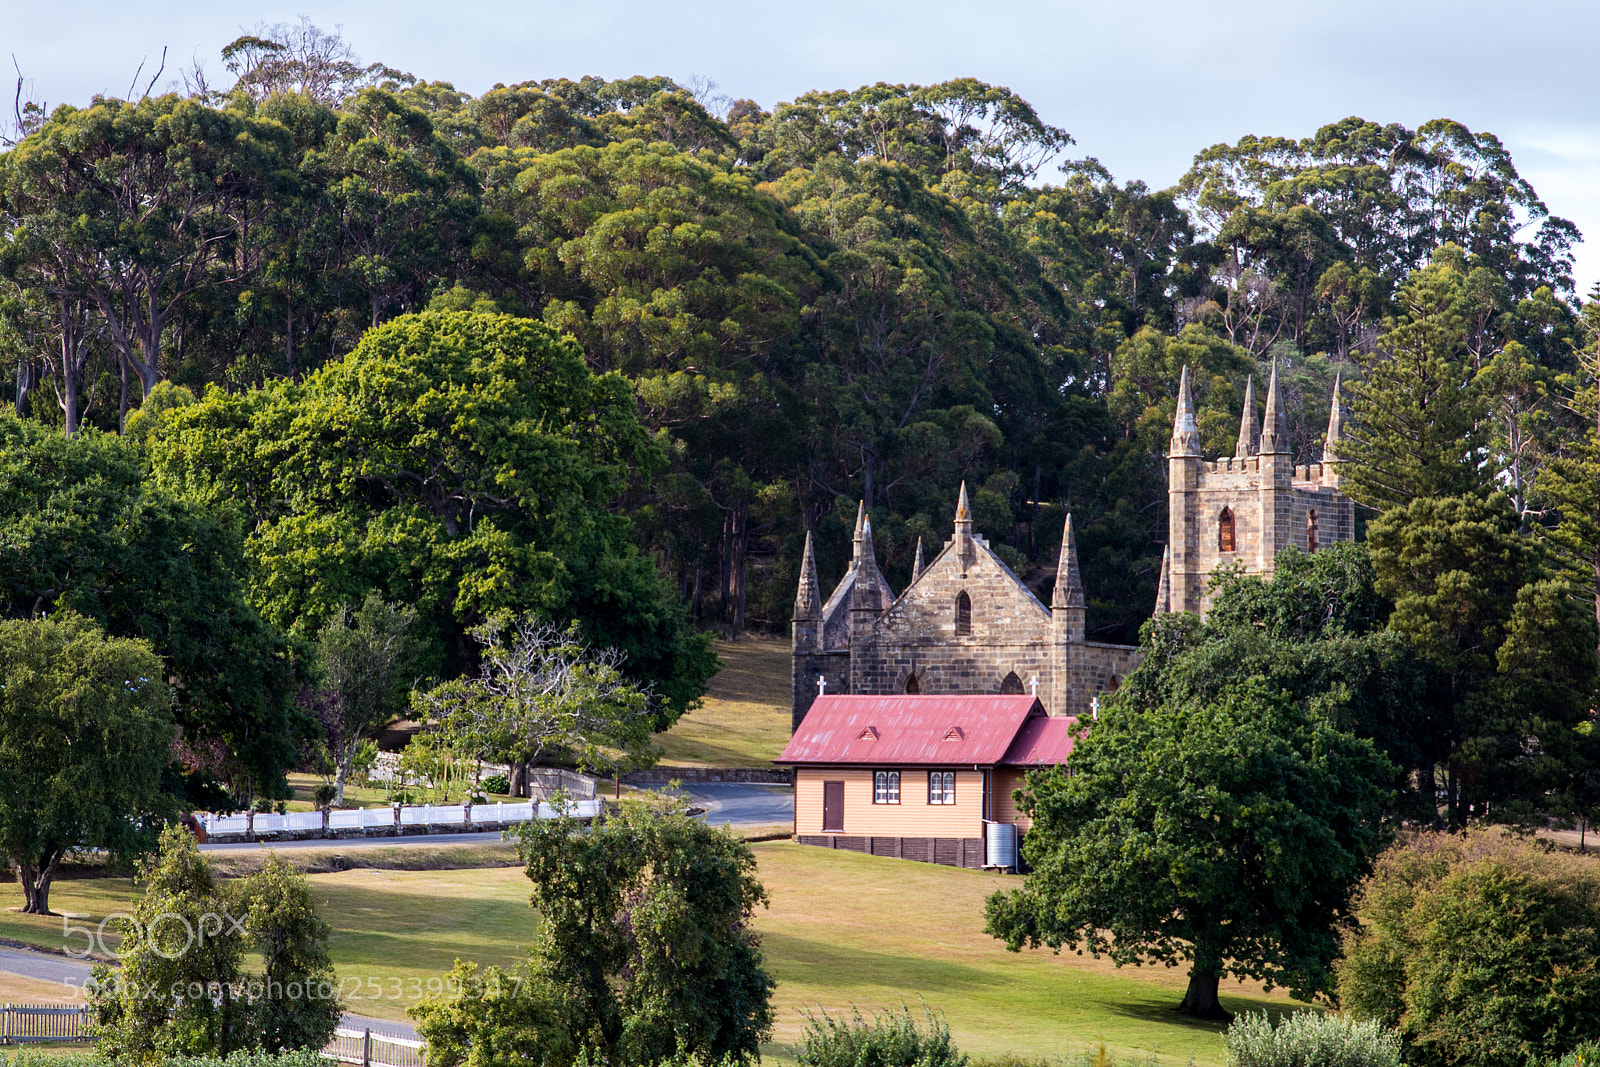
912,536,925,581
1322,370,1344,464
1235,374,1260,458
1169,365,1202,456
850,500,867,562
1154,544,1171,615
850,512,888,615
1052,514,1086,610
1259,357,1290,454
953,481,973,541
794,530,822,621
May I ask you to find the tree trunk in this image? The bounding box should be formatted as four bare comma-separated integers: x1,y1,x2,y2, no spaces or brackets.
15,359,37,417
14,853,61,915
118,354,130,434
509,760,530,798
1177,967,1229,1020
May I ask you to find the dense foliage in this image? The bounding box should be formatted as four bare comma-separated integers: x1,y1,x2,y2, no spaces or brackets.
411,796,774,1067
1337,829,1600,1067
984,684,1393,1018
1224,1011,1403,1067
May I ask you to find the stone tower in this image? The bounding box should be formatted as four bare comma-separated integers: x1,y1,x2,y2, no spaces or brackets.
1158,360,1355,617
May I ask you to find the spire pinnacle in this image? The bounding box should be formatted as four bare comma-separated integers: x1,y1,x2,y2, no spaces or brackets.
1235,375,1260,458
1260,358,1290,454
1154,544,1171,615
794,530,822,621
912,536,925,580
850,500,866,562
1322,370,1344,464
953,481,973,539
1052,514,1086,610
1169,365,1202,456
850,512,888,615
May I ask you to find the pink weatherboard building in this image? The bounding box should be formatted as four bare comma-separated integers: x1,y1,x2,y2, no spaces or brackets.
777,694,1077,869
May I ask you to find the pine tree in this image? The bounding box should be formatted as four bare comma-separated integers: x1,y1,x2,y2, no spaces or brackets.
1538,321,1600,664
1340,261,1491,511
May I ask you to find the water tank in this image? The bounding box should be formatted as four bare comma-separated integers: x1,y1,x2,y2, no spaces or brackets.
985,821,1018,870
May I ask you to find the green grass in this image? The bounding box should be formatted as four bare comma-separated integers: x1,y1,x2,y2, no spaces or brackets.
654,635,793,767
0,840,1313,1060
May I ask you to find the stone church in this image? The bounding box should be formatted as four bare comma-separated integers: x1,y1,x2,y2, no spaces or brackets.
790,358,1355,730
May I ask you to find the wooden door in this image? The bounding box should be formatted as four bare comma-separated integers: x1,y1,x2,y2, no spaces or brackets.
822,781,844,832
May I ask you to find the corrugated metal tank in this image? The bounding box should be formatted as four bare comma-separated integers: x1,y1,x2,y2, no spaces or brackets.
985,821,1017,870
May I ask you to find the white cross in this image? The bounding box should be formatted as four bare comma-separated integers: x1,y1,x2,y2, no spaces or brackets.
1029,675,1039,697
1090,695,1100,720
817,676,827,695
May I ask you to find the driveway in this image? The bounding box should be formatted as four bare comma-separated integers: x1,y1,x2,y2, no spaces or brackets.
678,783,794,829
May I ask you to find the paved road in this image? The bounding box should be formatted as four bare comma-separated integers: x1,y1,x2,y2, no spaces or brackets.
679,783,794,829
0,945,416,1037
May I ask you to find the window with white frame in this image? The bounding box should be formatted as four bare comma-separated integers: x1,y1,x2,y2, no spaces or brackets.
928,771,956,805
873,770,901,804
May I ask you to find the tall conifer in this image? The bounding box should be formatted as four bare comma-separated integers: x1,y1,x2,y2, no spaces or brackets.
1340,260,1491,510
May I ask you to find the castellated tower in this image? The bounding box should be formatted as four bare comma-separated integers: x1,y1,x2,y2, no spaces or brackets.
790,485,1142,731
1159,361,1356,617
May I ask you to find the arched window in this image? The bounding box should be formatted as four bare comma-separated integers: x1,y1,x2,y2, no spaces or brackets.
955,590,972,636
1307,509,1319,554
904,673,921,694
1000,671,1024,695
1219,507,1236,553
1106,674,1121,693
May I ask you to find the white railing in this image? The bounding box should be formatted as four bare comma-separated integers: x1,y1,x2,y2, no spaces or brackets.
328,807,396,830
326,1026,425,1067
199,796,602,840
471,800,534,823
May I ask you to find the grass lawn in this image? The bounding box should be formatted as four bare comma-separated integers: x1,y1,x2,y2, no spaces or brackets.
0,840,1311,1062
654,636,792,767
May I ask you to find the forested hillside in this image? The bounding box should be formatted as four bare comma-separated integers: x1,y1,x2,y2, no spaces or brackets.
0,21,1589,653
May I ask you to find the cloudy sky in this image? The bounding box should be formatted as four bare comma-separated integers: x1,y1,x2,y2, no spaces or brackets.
13,0,1600,291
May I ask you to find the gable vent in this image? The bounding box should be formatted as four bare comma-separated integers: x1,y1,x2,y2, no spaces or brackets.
857,726,878,742
942,726,964,742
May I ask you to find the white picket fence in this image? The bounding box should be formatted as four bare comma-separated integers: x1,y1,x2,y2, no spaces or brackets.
198,797,601,841
326,1026,425,1067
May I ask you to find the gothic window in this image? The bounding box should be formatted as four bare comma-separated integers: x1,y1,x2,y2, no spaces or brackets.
1219,507,1237,553
955,591,972,635
928,771,956,805
1107,674,1121,693
1307,510,1319,554
1000,671,1024,695
873,770,901,804
904,673,920,694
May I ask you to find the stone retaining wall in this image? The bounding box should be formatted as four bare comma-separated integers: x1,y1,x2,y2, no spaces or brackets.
622,767,792,785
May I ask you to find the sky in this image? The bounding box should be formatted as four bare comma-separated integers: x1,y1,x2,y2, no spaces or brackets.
11,0,1600,292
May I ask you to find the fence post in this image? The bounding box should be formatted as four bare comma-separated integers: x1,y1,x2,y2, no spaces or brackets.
363,1027,372,1067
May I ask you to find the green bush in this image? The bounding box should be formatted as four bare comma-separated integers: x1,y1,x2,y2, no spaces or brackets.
1337,830,1600,1067
165,1051,333,1067
1224,1011,1401,1067
1551,1043,1600,1067
481,774,510,795
797,1005,966,1067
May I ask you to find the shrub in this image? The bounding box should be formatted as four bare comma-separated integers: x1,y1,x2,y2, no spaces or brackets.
1225,1011,1401,1067
165,1051,333,1067
1552,1043,1600,1067
481,774,510,795
797,1005,966,1067
1337,829,1600,1067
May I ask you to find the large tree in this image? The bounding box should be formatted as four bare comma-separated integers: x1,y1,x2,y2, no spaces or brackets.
147,310,715,718
0,416,301,800
0,612,175,914
985,685,1393,1019
412,796,775,1067
1367,493,1597,826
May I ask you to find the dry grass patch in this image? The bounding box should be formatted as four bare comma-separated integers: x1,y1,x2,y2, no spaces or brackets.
655,636,792,767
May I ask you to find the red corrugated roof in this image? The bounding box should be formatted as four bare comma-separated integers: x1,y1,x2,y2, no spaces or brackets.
999,715,1081,766
778,695,1045,765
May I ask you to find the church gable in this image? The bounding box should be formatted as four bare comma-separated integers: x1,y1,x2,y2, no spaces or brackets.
878,536,1050,643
